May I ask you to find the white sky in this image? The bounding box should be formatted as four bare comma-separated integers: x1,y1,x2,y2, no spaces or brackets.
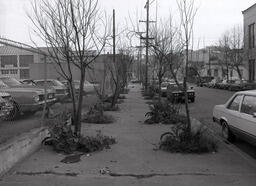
0,0,255,48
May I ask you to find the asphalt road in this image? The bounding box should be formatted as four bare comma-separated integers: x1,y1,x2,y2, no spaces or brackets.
0,94,98,144
190,86,256,159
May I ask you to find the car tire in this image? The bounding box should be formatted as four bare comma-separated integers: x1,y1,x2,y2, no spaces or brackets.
3,102,20,121
221,121,235,142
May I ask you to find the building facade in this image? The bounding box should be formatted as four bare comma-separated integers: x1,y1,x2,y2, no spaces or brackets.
0,46,35,79
243,3,256,81
188,47,247,80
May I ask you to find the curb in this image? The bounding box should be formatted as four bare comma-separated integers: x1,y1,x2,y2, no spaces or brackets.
0,127,49,177
192,117,256,169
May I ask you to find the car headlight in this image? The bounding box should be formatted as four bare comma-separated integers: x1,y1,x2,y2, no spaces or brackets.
48,94,53,99
34,95,40,102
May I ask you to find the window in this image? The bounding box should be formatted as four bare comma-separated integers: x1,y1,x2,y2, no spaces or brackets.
19,55,34,67
214,69,218,77
241,96,256,115
249,23,255,49
207,69,211,76
228,95,243,111
1,70,9,75
36,81,54,86
10,69,18,74
20,69,30,79
1,56,17,67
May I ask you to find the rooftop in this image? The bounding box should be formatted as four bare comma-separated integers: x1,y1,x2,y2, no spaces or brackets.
242,3,256,14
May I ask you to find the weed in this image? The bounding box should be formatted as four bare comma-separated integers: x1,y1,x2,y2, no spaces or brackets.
159,123,218,153
43,111,116,154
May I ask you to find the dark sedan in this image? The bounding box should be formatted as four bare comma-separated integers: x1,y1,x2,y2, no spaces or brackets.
34,79,69,101
0,77,56,120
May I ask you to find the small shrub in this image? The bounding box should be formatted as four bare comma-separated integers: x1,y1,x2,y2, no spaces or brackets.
82,104,115,124
162,114,187,125
118,95,126,99
144,102,182,124
117,99,124,104
83,113,114,124
77,131,116,152
121,88,129,94
43,112,78,154
43,112,116,154
142,87,155,99
103,103,119,111
159,124,218,153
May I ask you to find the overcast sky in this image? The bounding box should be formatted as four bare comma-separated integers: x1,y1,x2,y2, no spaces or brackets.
0,0,255,48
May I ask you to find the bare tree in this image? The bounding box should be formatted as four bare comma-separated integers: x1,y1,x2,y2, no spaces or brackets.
228,25,244,80
29,0,110,136
106,47,134,109
150,17,183,101
177,0,198,134
217,32,231,80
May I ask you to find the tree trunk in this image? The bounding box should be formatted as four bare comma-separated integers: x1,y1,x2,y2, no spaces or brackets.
236,66,242,80
111,82,119,108
184,45,191,135
74,66,86,136
158,74,162,102
68,79,77,125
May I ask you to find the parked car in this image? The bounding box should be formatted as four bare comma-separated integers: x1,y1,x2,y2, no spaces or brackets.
206,79,221,88
0,78,56,120
131,79,141,83
213,90,256,145
61,80,95,96
4,78,55,98
167,82,195,103
0,92,14,120
196,76,214,87
34,79,68,101
216,79,232,90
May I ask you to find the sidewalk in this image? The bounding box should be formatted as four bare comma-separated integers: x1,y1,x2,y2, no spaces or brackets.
1,84,256,186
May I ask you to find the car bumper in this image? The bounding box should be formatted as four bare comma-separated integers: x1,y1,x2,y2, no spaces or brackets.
0,104,13,118
56,93,69,101
20,98,57,112
213,116,220,124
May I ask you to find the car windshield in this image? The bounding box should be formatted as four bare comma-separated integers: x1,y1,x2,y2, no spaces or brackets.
53,80,65,86
0,80,8,88
161,82,169,87
169,83,181,91
74,80,91,85
0,77,22,87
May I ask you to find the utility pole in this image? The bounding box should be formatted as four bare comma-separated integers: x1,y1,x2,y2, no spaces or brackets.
208,47,211,77
145,0,149,92
139,0,155,92
113,9,116,65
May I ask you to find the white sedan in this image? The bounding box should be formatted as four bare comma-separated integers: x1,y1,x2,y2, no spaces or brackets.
213,90,256,145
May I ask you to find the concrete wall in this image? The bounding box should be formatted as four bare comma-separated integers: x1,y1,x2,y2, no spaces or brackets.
0,127,48,176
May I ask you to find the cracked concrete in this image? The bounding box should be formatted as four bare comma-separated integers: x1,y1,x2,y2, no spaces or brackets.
15,171,78,177
108,172,216,179
1,84,256,186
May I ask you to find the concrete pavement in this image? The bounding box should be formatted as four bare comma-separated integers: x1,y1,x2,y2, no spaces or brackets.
1,84,256,186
